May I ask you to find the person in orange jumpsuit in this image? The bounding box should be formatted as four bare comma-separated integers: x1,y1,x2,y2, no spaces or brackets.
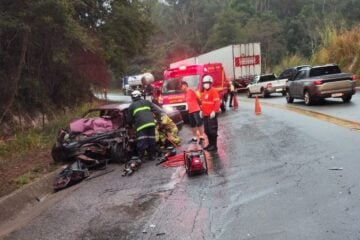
181,81,205,145
200,75,220,151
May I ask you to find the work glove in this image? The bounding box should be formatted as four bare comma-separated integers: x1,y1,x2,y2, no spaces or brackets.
199,111,203,119
210,111,216,119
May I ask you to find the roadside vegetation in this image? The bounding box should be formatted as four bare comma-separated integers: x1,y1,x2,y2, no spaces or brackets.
0,1,152,136
311,25,360,77
273,24,360,79
0,101,105,197
0,101,101,159
2,0,360,135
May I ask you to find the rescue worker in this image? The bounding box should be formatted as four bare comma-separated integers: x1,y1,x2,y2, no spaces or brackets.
155,113,180,147
181,81,205,145
228,81,235,107
200,75,220,151
127,90,160,161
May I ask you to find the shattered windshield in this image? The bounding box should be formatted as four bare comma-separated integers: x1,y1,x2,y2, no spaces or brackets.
162,75,200,94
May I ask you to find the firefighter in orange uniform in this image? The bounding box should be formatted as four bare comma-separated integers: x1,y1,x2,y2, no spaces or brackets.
200,75,220,151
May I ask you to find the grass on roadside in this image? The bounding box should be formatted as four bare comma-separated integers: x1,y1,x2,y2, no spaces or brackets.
14,164,49,186
0,101,103,161
274,23,360,83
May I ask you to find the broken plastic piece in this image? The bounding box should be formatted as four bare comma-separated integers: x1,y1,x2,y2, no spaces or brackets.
328,167,343,170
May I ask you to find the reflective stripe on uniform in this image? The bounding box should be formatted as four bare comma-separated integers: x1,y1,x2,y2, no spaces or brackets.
133,106,151,116
137,135,156,140
137,122,155,132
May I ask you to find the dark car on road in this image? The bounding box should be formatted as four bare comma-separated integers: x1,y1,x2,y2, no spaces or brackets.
285,64,357,105
278,65,311,82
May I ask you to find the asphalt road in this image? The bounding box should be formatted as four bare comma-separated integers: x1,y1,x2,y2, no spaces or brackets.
98,90,360,123
239,91,360,123
3,94,360,240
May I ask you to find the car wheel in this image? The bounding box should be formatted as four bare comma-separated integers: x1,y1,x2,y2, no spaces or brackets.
111,143,127,163
286,91,294,103
282,91,286,96
247,90,252,98
342,95,352,103
51,144,71,163
304,90,313,105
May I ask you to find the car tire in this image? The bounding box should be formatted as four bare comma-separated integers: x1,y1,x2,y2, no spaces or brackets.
111,143,127,164
304,90,313,106
342,95,352,103
51,144,71,163
282,91,286,96
286,90,294,103
247,90,252,98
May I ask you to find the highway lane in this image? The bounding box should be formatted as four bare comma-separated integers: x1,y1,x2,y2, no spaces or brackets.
237,91,360,123
3,100,360,240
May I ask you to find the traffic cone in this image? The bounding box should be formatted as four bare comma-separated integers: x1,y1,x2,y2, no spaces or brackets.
233,94,239,108
255,96,262,115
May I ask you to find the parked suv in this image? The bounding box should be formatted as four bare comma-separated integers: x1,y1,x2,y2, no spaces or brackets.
286,64,357,105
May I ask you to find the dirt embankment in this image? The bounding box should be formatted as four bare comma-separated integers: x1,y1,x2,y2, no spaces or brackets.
0,148,59,198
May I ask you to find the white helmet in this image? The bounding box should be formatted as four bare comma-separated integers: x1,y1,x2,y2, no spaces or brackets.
131,90,142,100
203,75,213,83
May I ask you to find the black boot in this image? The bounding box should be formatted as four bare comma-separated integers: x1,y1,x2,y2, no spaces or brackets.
138,149,146,162
206,136,217,152
147,148,156,161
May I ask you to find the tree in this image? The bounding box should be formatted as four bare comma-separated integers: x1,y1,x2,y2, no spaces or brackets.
239,13,287,71
0,0,153,128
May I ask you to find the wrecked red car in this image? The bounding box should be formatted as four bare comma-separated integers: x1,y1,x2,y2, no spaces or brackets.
52,103,183,190
51,103,183,164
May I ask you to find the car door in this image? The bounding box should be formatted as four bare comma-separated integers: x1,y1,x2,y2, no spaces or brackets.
255,77,264,93
291,70,307,97
249,76,260,93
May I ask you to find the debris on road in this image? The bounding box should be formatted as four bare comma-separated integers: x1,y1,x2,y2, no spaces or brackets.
85,169,114,181
122,157,142,177
328,167,343,170
35,193,50,202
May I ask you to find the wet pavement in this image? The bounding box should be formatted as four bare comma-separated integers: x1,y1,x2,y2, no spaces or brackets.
238,91,360,123
140,103,360,240
3,100,360,240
